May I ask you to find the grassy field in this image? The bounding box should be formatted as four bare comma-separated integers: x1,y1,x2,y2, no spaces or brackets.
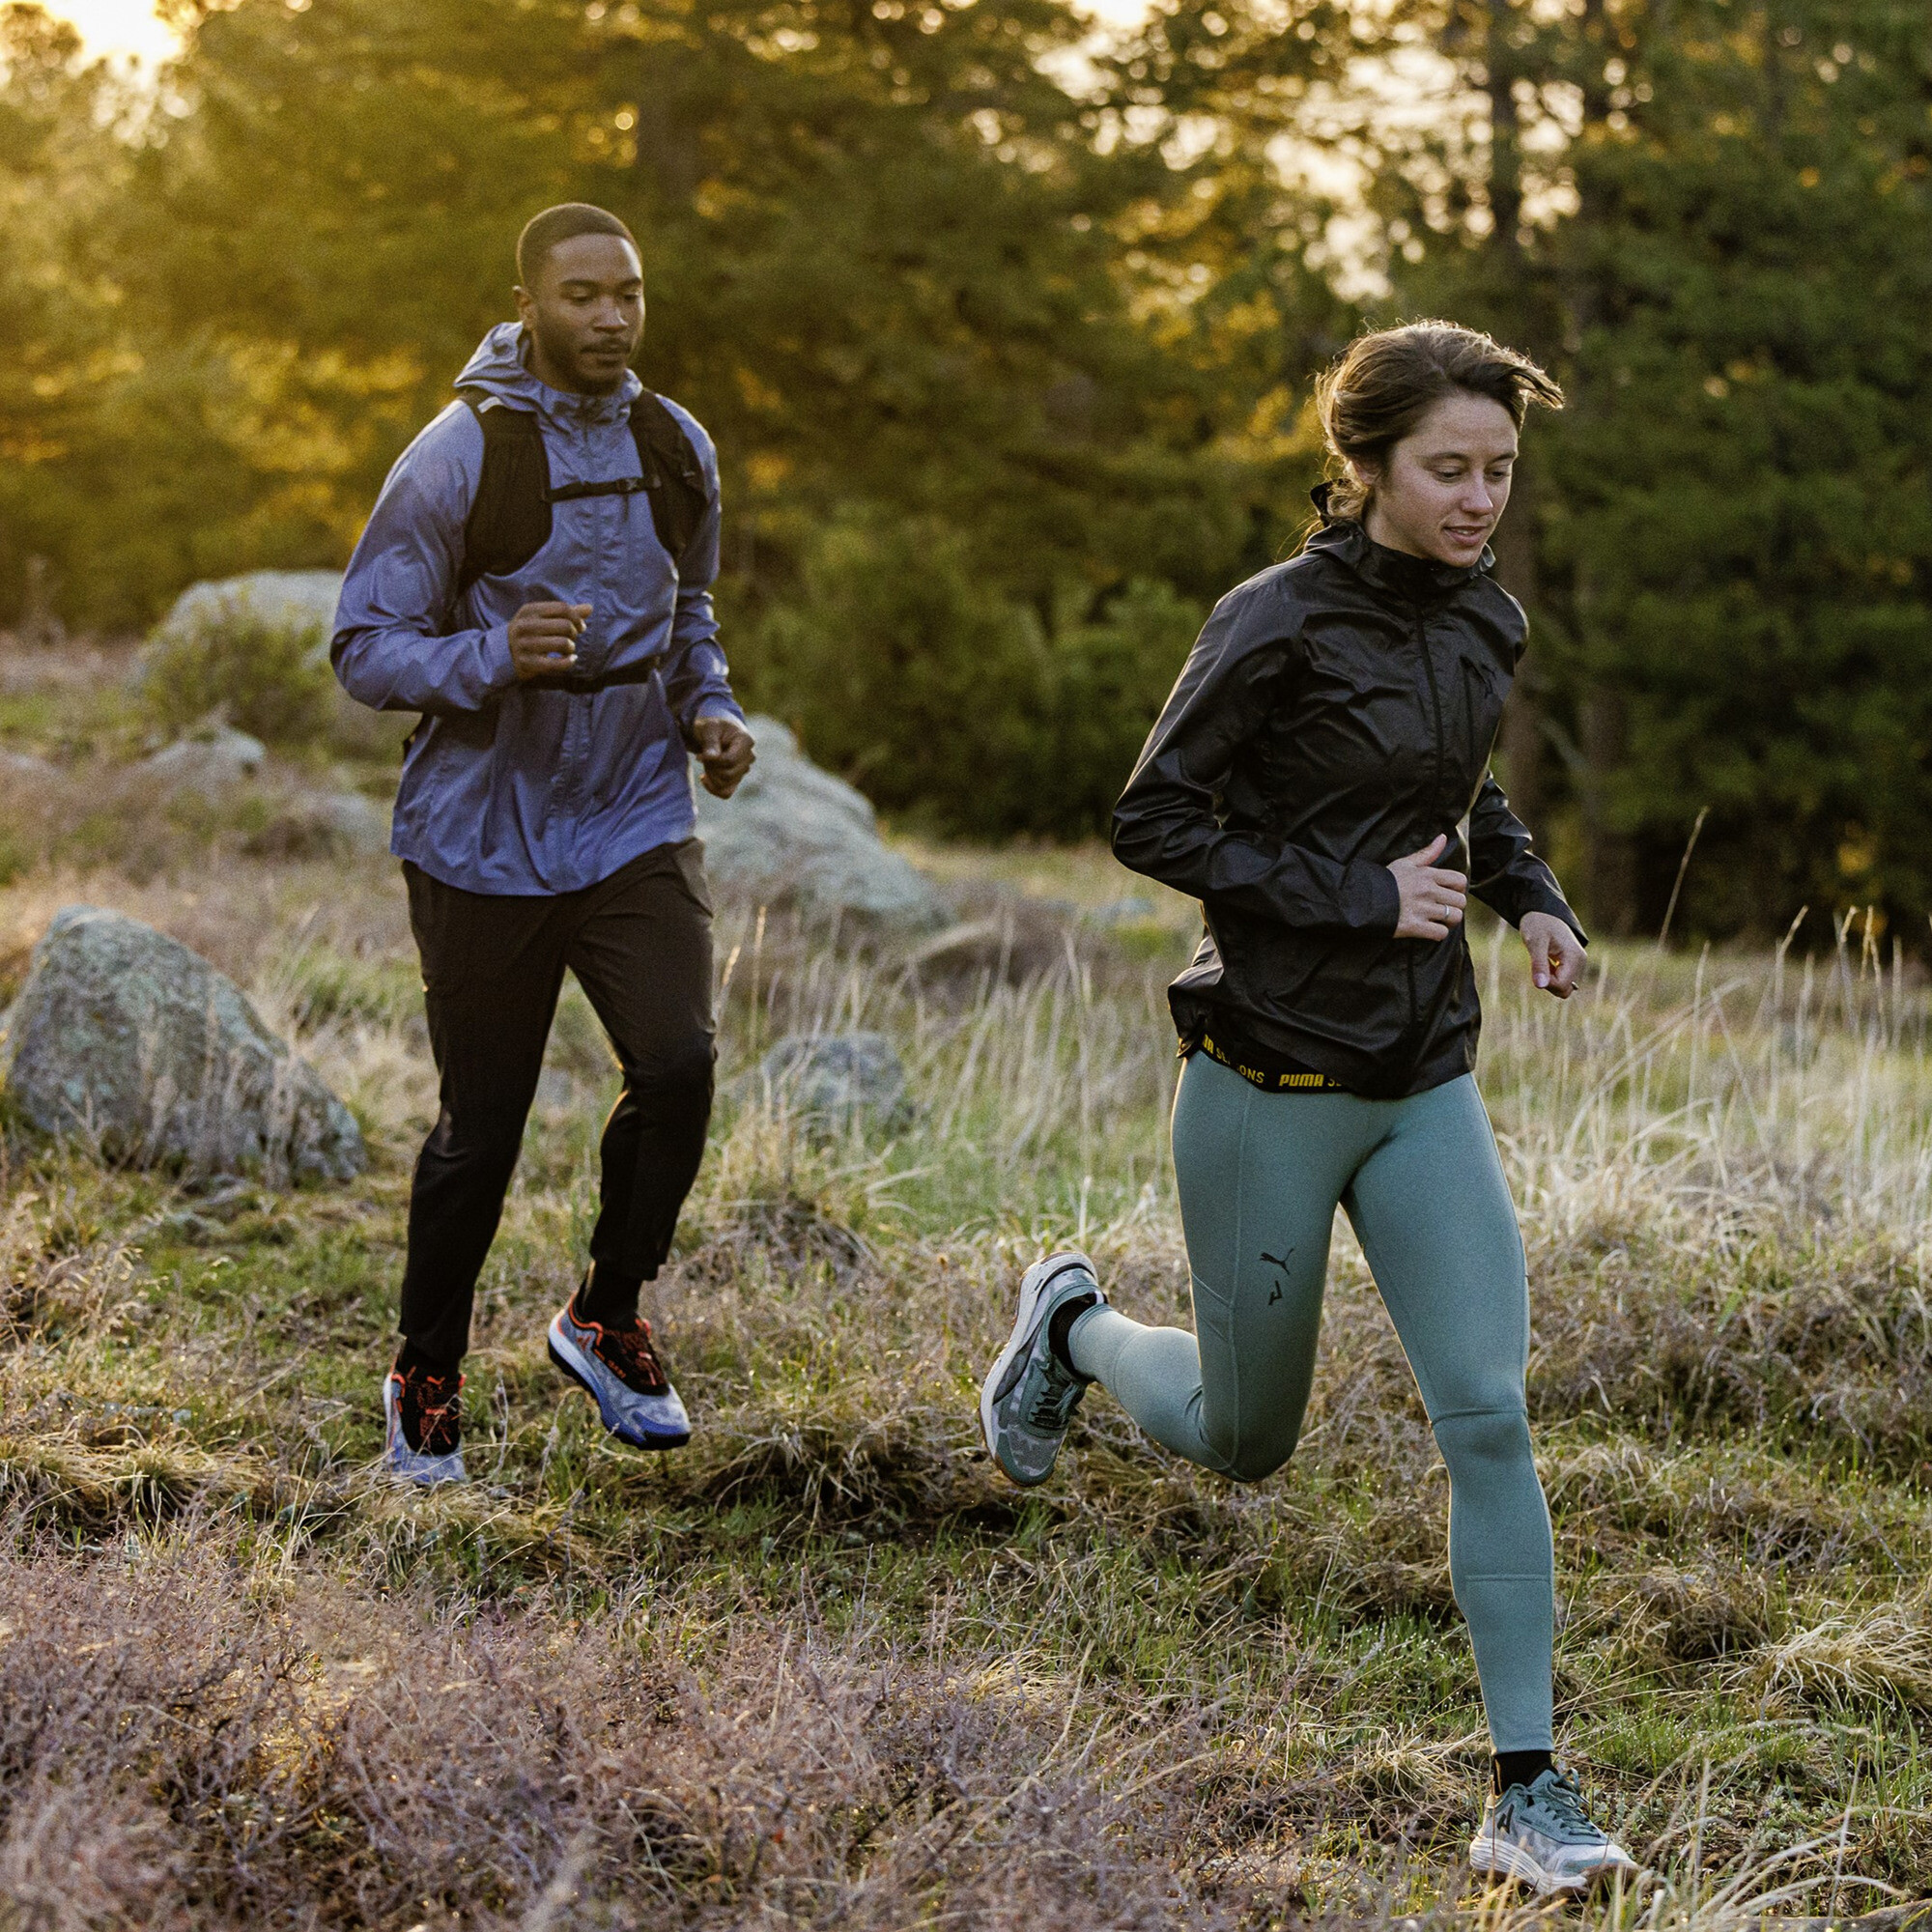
4,644,1932,1929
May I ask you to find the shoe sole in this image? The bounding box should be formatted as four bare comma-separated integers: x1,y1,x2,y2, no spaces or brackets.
548,1323,691,1451
1469,1840,1634,1896
978,1251,1095,1487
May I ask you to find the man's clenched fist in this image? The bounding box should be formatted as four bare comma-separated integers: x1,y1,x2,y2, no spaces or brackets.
508,601,589,680
692,715,755,798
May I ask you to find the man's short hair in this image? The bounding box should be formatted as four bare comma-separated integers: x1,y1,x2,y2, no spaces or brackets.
516,203,639,288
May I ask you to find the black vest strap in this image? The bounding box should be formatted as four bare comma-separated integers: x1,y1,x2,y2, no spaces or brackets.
451,386,711,605
544,475,650,503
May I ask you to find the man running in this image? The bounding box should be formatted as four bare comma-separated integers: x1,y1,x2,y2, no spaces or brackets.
334,202,754,1486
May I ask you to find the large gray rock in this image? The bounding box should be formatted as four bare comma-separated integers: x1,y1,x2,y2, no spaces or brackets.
0,906,365,1183
156,570,344,641
694,718,948,933
146,571,399,758
750,1032,914,1135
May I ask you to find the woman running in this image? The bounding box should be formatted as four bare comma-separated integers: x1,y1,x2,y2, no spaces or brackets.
980,322,1635,1894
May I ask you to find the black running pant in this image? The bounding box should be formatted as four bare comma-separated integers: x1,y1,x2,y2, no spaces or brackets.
398,839,715,1365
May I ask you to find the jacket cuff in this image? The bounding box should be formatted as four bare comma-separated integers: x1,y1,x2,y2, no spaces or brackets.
479,623,519,696
682,696,745,742
1350,861,1403,935
1516,884,1588,947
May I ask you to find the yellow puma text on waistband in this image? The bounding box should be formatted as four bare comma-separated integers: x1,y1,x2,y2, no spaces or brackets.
1196,1035,1350,1094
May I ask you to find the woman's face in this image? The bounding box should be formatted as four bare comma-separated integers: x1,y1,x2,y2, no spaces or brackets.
1357,391,1520,567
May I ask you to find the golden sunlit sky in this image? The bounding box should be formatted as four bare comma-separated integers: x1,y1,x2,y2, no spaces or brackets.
43,0,1152,64
42,0,180,62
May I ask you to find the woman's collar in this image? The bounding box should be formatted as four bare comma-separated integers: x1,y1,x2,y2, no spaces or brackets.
1305,488,1493,599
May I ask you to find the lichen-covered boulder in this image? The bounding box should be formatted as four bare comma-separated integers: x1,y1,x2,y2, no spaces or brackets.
694,718,949,934
155,570,344,640
0,906,365,1183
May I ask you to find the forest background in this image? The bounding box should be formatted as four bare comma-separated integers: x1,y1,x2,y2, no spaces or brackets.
4,0,1931,944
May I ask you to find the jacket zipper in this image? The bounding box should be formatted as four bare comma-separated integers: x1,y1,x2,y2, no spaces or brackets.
1410,609,1445,1036
1415,610,1445,830
556,410,595,831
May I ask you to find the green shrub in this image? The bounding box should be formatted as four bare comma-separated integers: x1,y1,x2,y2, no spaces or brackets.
748,510,1203,838
140,600,336,746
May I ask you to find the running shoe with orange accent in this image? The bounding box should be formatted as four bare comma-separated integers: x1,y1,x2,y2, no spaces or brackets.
548,1291,692,1449
381,1358,468,1487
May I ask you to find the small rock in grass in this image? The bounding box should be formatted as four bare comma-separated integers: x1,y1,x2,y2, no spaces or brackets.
750,1031,914,1135
243,789,391,859
135,724,267,798
0,904,364,1182
906,898,1081,986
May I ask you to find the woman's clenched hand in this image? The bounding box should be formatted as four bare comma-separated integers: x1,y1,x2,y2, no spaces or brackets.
1520,911,1584,998
1388,834,1467,940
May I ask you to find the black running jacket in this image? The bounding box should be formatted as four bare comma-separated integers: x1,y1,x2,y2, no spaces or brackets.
1112,509,1584,1099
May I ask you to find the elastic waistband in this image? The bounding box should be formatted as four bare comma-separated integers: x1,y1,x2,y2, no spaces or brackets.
1188,1031,1350,1094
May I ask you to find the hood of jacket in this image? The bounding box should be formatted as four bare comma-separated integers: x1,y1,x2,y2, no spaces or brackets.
454,322,643,432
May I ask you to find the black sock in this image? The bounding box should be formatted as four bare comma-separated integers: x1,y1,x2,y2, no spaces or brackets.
395,1338,459,1381
1493,1749,1554,1795
576,1260,643,1327
1046,1293,1098,1374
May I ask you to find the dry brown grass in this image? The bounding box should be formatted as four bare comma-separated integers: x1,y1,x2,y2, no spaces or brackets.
0,1527,1255,1930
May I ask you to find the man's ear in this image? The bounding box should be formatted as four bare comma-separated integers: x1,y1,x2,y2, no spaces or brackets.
512,283,535,328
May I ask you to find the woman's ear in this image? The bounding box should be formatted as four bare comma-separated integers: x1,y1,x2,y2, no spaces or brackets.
1347,455,1379,500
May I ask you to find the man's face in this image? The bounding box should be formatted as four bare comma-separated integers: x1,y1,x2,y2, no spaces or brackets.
514,232,646,396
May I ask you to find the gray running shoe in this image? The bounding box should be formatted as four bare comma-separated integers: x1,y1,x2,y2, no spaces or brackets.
1469,1767,1638,1894
381,1363,468,1488
980,1250,1104,1487
548,1295,692,1450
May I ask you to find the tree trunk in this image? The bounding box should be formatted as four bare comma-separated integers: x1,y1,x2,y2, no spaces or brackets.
1579,682,1638,933
1482,0,1544,831
1486,0,1522,248
20,555,64,650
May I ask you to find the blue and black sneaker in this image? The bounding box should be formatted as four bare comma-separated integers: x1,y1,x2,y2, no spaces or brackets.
548,1292,692,1450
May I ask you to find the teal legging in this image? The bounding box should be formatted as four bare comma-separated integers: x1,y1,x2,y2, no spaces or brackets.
1069,1051,1554,1750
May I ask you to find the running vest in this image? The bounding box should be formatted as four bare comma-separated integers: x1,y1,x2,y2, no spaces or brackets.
452,386,710,600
